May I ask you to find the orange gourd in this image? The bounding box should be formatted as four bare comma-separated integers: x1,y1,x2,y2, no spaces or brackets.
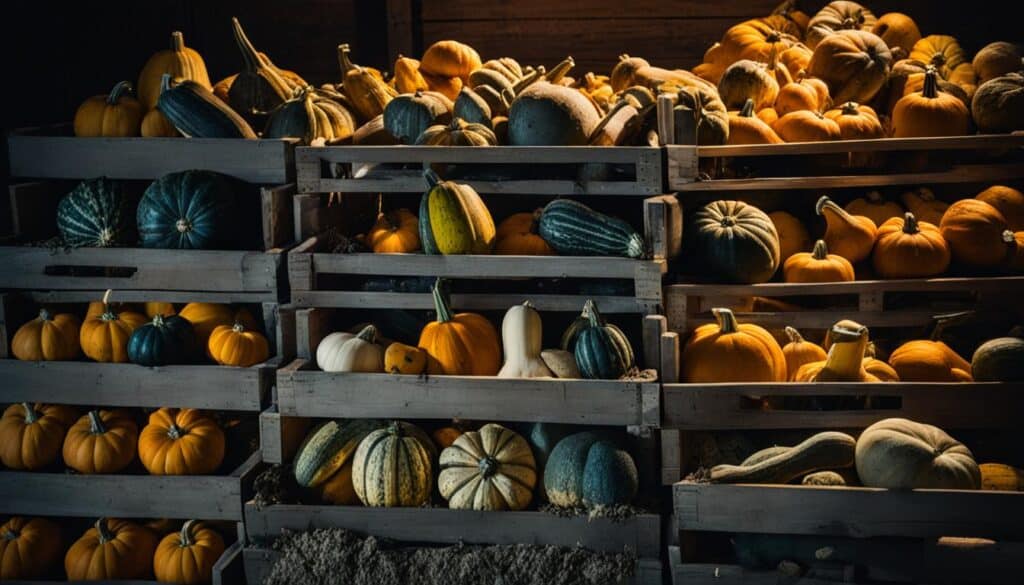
845,191,904,226
824,102,884,139
775,76,831,116
420,41,482,84
80,289,147,363
769,210,811,262
11,308,81,361
976,185,1024,232
74,81,144,137
139,408,225,475
807,30,892,104
784,239,855,283
62,409,138,474
367,209,420,253
418,278,501,376
779,44,814,79
816,196,878,263
939,199,1011,269
863,342,900,382
718,60,780,110
873,213,950,278
494,211,554,255
901,187,948,226
889,340,973,382
208,321,270,367
681,308,787,383
393,54,429,93
65,518,158,581
178,303,258,351
782,326,828,381
384,342,428,375
757,107,780,125
141,109,180,137
153,520,225,585
0,403,78,470
892,66,970,137
795,320,882,382
728,99,783,145
871,13,921,59
773,110,841,142
0,517,62,580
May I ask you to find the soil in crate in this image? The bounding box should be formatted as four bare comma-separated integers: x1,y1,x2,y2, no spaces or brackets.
264,527,637,585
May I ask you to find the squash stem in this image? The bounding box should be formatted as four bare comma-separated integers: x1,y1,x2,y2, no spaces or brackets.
921,66,939,99
170,31,185,52
544,56,575,84
106,81,134,106
815,196,852,221
902,212,920,234
100,289,118,322
87,411,107,435
94,518,114,544
583,299,604,328
711,308,739,334
179,519,197,548
423,168,442,189
784,326,805,344
152,313,166,328
431,278,453,323
38,308,52,322
2,528,17,540
337,44,356,75
21,403,39,424
841,102,860,116
231,17,262,73
167,423,185,440
811,239,829,260
478,456,500,478
740,99,755,118
356,324,378,343
160,73,173,96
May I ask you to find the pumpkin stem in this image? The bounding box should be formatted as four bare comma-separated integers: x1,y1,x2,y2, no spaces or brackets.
176,218,193,234
902,213,921,234
1003,230,1016,245
431,278,454,323
179,519,198,548
21,403,39,424
711,308,739,335
740,99,755,118
811,239,830,260
337,43,357,75
232,321,247,333
921,66,940,99
840,102,860,116
583,299,605,328
106,81,134,106
152,313,166,328
167,422,185,440
2,528,17,540
87,410,107,435
784,326,805,344
478,456,500,478
170,31,186,52
356,324,378,343
94,518,114,544
38,308,52,322
544,56,575,85
100,289,118,322
423,168,442,189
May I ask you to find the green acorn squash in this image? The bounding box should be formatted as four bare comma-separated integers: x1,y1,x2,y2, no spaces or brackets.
419,170,495,254
383,90,452,144
692,200,781,283
126,314,197,367
293,419,381,488
137,170,237,250
56,177,134,248
573,299,635,379
538,199,644,258
544,432,638,507
971,334,1024,382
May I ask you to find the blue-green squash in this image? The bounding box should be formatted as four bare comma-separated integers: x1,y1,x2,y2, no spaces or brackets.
544,432,638,507
383,90,452,144
538,199,644,258
56,177,134,248
293,419,381,488
692,200,781,284
157,74,257,139
264,87,357,144
572,300,635,379
137,170,237,250
508,81,600,146
418,189,440,255
126,314,197,367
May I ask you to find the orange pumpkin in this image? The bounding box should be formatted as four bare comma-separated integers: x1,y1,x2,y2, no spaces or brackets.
782,326,828,382
80,289,147,363
153,520,225,585
775,77,831,116
178,303,258,351
432,426,464,449
873,213,950,279
976,185,1024,232
144,301,176,318
420,40,482,83
757,107,780,125
62,409,139,474
208,322,270,367
807,30,892,104
816,195,878,263
718,60,780,110
824,102,884,139
889,339,973,382
845,191,904,226
784,239,855,283
728,99,783,145
696,17,801,84
0,517,63,580
901,187,949,226
11,308,81,361
871,13,921,59
139,408,225,475
73,81,144,138
65,518,158,581
418,278,501,376
367,209,420,253
892,66,970,138
910,35,969,81
940,199,1011,269
681,308,787,383
769,210,811,262
779,44,814,78
773,110,841,142
0,403,78,470
494,211,555,255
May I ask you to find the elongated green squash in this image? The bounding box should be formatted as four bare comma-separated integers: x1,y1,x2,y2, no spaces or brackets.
538,199,644,258
420,170,495,254
418,190,440,255
157,74,257,139
740,445,791,467
573,299,634,379
710,431,856,484
293,419,380,488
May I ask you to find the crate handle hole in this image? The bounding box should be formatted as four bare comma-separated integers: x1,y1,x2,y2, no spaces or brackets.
44,265,138,279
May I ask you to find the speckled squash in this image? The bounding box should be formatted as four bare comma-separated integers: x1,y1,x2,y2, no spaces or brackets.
971,335,1024,382
57,178,134,248
439,423,536,511
294,419,381,488
352,421,434,507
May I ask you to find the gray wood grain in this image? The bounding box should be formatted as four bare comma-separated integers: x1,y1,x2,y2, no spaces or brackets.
16,290,273,305
212,541,244,585
666,276,1024,298
260,184,296,251
686,133,1024,157
308,253,663,280
291,291,654,313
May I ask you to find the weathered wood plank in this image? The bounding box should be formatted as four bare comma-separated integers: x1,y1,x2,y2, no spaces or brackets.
260,183,296,251
259,406,311,465
677,309,947,333
673,483,1024,539
300,145,660,164
291,291,653,313
666,276,1024,298
212,541,245,585
685,133,1024,157
309,253,663,279
660,429,682,486
313,177,658,196
16,290,273,305
642,315,667,371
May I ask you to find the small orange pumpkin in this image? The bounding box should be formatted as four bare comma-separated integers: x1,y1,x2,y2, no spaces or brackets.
62,409,139,474
0,403,78,471
208,321,270,367
873,213,950,279
769,210,811,262
73,81,144,137
889,339,973,382
0,517,63,580
367,209,420,253
784,239,855,283
976,185,1024,232
1003,230,1024,273
807,29,892,104
153,520,225,585
11,308,81,361
80,289,147,363
139,408,225,475
757,107,780,125
892,66,970,138
782,326,828,381
845,191,905,226
775,76,831,115
939,199,1011,269
816,195,878,263
420,40,482,84
418,278,501,376
681,308,787,383
728,99,783,145
178,303,258,351
772,110,841,142
824,102,884,139
64,518,158,581
871,13,921,59
494,211,555,255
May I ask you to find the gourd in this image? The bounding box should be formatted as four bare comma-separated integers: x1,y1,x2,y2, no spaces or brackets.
316,325,385,373
64,518,158,581
939,199,1010,269
769,210,811,262
154,520,225,585
544,432,638,507
976,185,1024,232
178,303,257,351
573,299,635,380
62,410,138,474
672,86,730,145
692,200,780,284
807,30,892,104
806,1,877,49
979,463,1024,491
871,13,921,59
845,191,904,226
794,321,882,382
393,55,429,93
893,66,970,137
145,302,176,318
541,349,581,378
681,308,787,383
80,290,148,363
901,187,948,226
439,423,537,510
889,339,972,382
508,81,601,146
384,342,427,375
418,278,501,376
772,110,841,142
420,170,495,255
127,314,198,367
784,239,855,283
710,431,856,484
782,327,827,381
11,308,81,361
694,18,801,84
972,334,1024,382
816,196,878,263
537,198,644,258
383,90,452,144
718,60,779,110
420,40,482,83
138,170,237,250
264,87,358,144
368,209,420,253
909,35,970,81
803,471,847,486
57,177,134,248
855,418,980,489
227,18,301,119
338,43,398,121
454,87,496,127
498,302,553,378
779,43,814,79
0,403,78,470
157,75,257,139
824,102,884,139
209,321,270,367
138,31,211,110
74,81,144,137
417,117,498,146
741,445,792,467
139,408,225,475
495,211,554,255
973,42,1023,84
141,109,180,137
728,99,783,145
293,419,379,487
0,517,62,580
352,421,434,507
873,213,950,279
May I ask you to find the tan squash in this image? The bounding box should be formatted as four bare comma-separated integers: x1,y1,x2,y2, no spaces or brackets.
856,418,980,489
816,196,878,263
973,42,1024,84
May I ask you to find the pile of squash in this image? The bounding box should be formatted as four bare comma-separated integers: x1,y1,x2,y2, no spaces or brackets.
291,418,640,511
671,0,1023,144
315,279,638,381
681,314,1023,384
682,184,1024,284
0,516,225,582
10,292,270,368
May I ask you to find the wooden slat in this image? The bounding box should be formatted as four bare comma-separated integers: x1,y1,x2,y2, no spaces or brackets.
212,541,245,585
258,406,311,465
681,134,1024,157
661,382,1023,430
666,276,1024,298
15,290,273,305
260,184,296,251
292,291,655,313
670,559,850,585
677,309,947,333
310,253,664,279
300,145,660,164
673,483,1024,540
277,359,659,426
422,0,778,19
245,504,661,557
313,177,658,196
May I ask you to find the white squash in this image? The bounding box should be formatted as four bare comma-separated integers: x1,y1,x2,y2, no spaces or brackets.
541,349,581,378
497,301,553,378
316,325,385,373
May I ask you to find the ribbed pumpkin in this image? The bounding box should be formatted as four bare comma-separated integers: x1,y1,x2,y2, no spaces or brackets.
62,410,138,474
772,110,841,142
845,191,904,226
264,87,357,144
681,308,787,383
383,90,453,144
971,73,1024,135
417,117,497,146
909,35,969,80
139,408,225,475
775,77,831,116
728,99,783,145
816,196,878,263
138,170,236,250
209,321,270,367
0,517,62,580
145,302,176,318
893,66,971,138
294,419,380,488
891,59,972,110
856,418,980,489
494,211,554,255
718,60,780,110
439,423,537,511
352,421,434,507
419,278,501,376
807,29,891,104
544,432,638,507
338,43,397,121
795,321,881,382
573,299,635,380
824,102,884,139
784,239,855,283
420,40,482,83
393,54,429,93
806,1,877,49
178,303,257,351
0,403,77,470
11,308,81,361
782,326,827,381
420,170,495,254
316,325,385,373
368,209,420,253
902,187,949,226
127,314,198,367
976,185,1024,232
889,339,973,382
80,290,148,363
979,463,1024,491
138,31,211,110
873,213,950,279
769,210,811,262
673,85,730,145
695,17,801,84
972,334,1024,382
939,199,1010,269
871,13,921,59
74,81,144,137
692,200,781,284
57,177,134,248
141,109,179,137
65,519,157,581
153,520,225,585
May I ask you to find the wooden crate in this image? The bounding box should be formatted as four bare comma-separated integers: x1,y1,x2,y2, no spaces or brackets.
6,125,297,185
295,145,664,196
